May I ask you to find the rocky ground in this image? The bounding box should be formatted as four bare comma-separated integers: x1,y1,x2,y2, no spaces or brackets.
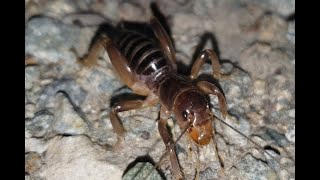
25,0,295,180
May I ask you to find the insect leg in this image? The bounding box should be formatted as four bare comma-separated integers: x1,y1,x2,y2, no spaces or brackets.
110,93,158,146
196,81,228,119
190,49,222,80
81,35,137,88
150,16,177,70
158,106,184,180
212,135,226,177
103,35,138,88
78,35,107,67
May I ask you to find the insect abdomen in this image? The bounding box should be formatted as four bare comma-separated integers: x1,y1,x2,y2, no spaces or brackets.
115,31,171,76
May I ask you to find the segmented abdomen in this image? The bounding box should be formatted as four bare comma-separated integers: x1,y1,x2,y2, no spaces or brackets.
114,31,171,76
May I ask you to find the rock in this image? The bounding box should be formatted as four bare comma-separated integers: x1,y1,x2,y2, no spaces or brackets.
25,66,40,90
238,42,292,79
257,14,288,46
215,111,251,146
43,0,78,18
118,2,146,22
122,162,162,180
253,80,266,95
50,91,90,136
287,109,295,118
92,0,121,22
237,154,278,180
285,124,295,143
189,0,265,61
287,20,295,44
44,0,95,18
259,128,289,147
25,17,80,64
62,13,108,27
25,0,96,21
77,67,122,99
25,0,42,23
25,111,54,138
25,65,42,119
38,136,123,180
199,167,218,180
25,138,48,154
25,174,31,180
25,103,37,119
171,13,205,60
265,73,295,128
38,77,87,109
246,0,295,17
25,152,42,174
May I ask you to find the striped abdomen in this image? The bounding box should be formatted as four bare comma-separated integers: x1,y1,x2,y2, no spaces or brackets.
114,31,172,76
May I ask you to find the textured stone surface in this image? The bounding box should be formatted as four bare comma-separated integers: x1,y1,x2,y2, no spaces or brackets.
25,66,40,90
123,162,163,180
236,154,278,180
25,138,48,154
25,152,42,174
238,42,292,79
25,0,295,179
25,112,54,138
25,17,80,64
37,136,123,180
287,20,295,44
245,0,295,17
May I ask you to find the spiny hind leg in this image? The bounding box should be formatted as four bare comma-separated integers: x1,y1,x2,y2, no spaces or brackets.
103,35,139,88
196,81,228,119
191,49,227,80
157,106,184,180
150,16,177,70
80,34,137,88
110,93,158,149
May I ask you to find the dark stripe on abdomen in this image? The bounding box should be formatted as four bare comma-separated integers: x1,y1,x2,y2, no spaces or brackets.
115,31,170,76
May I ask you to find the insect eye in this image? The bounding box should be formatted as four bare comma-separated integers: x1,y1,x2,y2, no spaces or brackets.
182,111,188,118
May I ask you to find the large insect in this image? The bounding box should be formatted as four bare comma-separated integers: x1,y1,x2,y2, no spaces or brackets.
78,16,279,179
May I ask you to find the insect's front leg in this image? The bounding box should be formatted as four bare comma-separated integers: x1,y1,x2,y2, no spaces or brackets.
158,106,184,180
212,134,226,178
110,93,158,148
190,49,222,80
196,81,228,119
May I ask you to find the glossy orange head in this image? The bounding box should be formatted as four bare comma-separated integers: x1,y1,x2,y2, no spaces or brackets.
173,90,214,146
188,118,213,145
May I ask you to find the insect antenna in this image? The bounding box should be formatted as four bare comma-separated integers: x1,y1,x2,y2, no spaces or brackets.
213,114,294,176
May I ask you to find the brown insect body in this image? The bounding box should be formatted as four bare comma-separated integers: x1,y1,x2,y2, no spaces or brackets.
114,31,215,146
80,17,228,179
